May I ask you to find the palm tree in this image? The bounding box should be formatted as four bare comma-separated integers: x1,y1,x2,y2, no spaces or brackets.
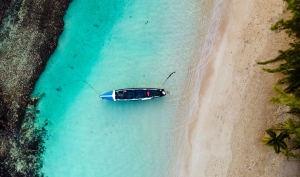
270,0,300,37
261,129,288,154
264,119,300,159
271,86,300,113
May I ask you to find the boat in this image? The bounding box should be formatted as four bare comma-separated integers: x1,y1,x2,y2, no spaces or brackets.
100,88,167,101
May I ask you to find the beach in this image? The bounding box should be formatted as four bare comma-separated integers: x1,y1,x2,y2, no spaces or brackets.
1,0,300,176
184,0,300,176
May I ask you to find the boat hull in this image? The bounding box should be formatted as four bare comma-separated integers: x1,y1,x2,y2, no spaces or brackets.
99,90,115,101
100,88,166,101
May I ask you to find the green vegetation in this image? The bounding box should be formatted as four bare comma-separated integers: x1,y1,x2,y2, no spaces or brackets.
261,118,300,158
261,129,288,154
270,0,300,37
258,0,300,159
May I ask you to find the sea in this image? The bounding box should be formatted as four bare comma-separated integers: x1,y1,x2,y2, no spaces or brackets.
31,0,225,176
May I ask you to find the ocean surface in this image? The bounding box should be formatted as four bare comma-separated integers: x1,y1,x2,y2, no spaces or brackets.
31,0,224,176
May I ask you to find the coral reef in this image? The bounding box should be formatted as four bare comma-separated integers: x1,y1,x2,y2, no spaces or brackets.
0,0,71,176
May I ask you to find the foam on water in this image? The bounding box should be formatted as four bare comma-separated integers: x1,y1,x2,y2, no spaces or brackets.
31,0,224,176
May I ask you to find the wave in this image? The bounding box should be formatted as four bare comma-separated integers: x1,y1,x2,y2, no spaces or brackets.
169,0,229,176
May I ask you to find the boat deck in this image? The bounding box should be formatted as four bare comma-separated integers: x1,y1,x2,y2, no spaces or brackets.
115,89,164,100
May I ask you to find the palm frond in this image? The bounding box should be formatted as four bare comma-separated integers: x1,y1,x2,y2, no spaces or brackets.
274,145,280,154
277,133,289,141
266,129,277,139
278,140,288,150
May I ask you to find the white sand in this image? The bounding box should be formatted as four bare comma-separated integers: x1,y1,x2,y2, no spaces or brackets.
184,0,300,176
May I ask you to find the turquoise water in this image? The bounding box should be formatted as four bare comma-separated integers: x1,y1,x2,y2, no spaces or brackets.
31,0,215,176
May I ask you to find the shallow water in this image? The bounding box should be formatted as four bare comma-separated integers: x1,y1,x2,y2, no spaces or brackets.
31,0,217,176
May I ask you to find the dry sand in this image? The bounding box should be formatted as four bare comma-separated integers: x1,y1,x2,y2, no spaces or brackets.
185,0,300,176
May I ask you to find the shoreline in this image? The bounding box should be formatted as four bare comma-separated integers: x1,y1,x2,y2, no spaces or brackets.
184,0,300,176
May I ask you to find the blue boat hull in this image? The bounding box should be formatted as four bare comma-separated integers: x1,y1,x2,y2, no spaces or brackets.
100,88,167,101
99,90,115,101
